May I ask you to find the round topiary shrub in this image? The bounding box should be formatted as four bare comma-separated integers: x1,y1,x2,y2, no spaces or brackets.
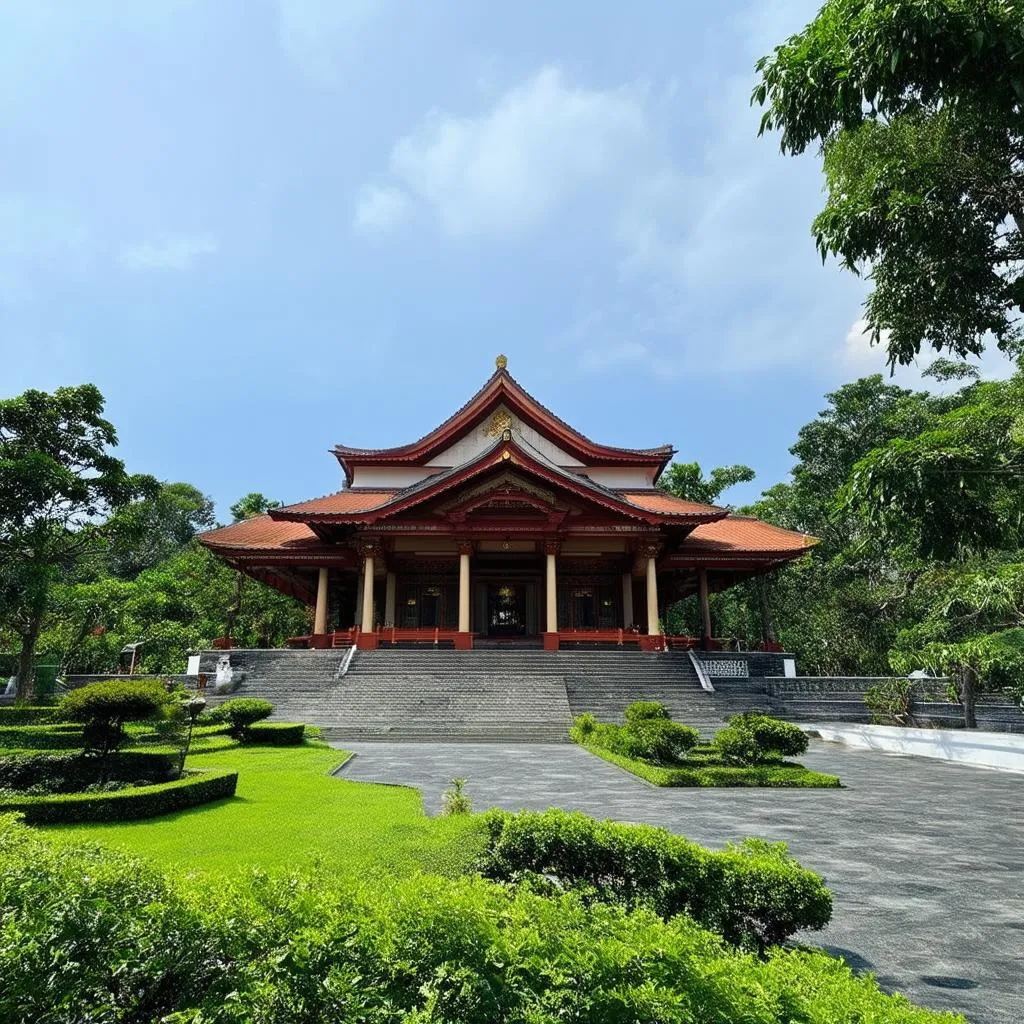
624,700,671,723
715,714,809,765
58,680,174,759
619,719,700,764
209,698,274,740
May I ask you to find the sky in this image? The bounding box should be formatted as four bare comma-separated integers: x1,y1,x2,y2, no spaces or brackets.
1,0,1015,521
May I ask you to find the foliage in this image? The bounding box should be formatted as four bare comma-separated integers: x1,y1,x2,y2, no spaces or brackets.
0,706,55,724
625,699,672,722
229,491,281,522
209,697,274,740
442,776,473,815
0,750,179,794
0,384,157,697
58,679,175,758
243,721,306,745
659,460,755,505
583,743,842,789
572,706,700,765
0,768,238,823
0,815,960,1024
0,724,86,750
477,808,832,951
864,678,915,725
714,714,809,766
755,0,1024,366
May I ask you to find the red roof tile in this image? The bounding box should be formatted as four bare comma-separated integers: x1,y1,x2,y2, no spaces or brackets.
271,490,397,517
620,491,723,516
200,516,321,551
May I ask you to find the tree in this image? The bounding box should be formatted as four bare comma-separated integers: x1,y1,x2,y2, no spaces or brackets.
230,492,281,522
754,0,1024,366
0,385,156,699
105,482,215,579
659,462,755,505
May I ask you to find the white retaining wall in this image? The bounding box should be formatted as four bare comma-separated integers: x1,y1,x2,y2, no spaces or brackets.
806,722,1024,774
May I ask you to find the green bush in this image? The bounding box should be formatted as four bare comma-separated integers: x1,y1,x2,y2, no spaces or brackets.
0,750,180,794
208,697,274,739
0,706,56,725
0,724,85,750
624,700,671,722
0,768,238,823
244,721,305,745
715,714,809,766
476,808,832,951
58,679,175,758
0,816,964,1023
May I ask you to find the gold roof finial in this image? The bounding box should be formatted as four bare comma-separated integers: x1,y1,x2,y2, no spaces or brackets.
495,353,508,370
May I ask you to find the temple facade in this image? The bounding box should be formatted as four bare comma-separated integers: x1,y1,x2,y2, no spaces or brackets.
200,357,814,651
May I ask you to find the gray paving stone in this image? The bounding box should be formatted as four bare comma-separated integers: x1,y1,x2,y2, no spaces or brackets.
335,739,1024,1024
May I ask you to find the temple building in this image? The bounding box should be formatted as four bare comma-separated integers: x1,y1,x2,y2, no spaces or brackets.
200,357,814,651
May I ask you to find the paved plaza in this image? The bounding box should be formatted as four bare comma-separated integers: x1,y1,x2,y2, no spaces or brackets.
336,739,1023,1024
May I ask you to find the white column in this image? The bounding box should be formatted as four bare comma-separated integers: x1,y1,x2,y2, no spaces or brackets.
384,571,396,627
621,572,634,629
361,555,375,633
646,555,661,636
314,567,329,635
546,551,558,633
698,568,712,644
458,550,471,633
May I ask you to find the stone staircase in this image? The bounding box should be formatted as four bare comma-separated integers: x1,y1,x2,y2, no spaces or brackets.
194,647,784,742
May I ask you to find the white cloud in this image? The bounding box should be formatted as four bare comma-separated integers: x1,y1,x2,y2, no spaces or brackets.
353,185,411,235
119,233,218,272
277,0,381,87
367,67,651,238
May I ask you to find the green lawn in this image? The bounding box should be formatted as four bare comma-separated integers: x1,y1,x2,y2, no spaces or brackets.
44,742,483,879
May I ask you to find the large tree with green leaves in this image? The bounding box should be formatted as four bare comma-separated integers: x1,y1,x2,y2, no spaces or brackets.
755,0,1024,367
659,462,755,505
0,385,156,698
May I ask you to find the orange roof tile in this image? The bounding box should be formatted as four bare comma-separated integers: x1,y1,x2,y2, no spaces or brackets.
271,490,397,517
680,515,816,555
199,516,321,551
620,491,724,516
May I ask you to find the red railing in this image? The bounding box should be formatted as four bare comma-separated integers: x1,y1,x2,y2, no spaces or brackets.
377,627,461,646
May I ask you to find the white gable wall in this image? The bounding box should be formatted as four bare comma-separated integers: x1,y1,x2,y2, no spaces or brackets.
585,467,658,488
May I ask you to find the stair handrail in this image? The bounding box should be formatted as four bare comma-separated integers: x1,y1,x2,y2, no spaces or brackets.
335,644,357,680
688,649,715,693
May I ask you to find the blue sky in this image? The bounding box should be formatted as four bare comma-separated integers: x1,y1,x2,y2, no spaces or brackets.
2,0,1013,520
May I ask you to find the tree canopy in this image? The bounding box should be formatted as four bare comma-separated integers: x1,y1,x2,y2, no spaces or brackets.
755,0,1024,366
658,462,755,505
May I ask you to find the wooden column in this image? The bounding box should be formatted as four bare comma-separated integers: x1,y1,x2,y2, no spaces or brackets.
360,555,375,633
384,571,396,627
698,568,712,647
645,555,661,636
621,571,634,629
314,567,329,635
456,542,473,648
544,542,559,649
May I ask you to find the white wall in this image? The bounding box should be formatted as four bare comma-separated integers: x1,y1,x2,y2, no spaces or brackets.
585,467,657,488
349,466,440,488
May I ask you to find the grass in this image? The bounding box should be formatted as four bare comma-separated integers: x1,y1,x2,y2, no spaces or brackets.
42,741,485,879
581,743,843,788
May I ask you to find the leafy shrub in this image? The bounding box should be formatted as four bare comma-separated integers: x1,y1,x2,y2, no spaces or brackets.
244,721,305,745
442,777,472,815
714,714,808,765
207,697,274,739
0,816,963,1023
59,680,174,758
0,769,238,823
571,707,699,765
864,678,915,724
476,808,832,951
624,700,671,722
0,706,56,725
0,750,179,794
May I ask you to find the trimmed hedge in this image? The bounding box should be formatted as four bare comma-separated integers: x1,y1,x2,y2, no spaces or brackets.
477,808,833,951
0,706,56,725
584,743,842,788
0,750,180,792
0,769,238,823
244,722,305,745
0,724,85,750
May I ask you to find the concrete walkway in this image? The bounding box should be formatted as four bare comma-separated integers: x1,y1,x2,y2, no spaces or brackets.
336,740,1024,1024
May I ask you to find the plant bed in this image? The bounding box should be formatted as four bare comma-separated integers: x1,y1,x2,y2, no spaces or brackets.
0,768,238,823
0,706,57,725
582,743,842,787
0,724,85,750
571,706,841,788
